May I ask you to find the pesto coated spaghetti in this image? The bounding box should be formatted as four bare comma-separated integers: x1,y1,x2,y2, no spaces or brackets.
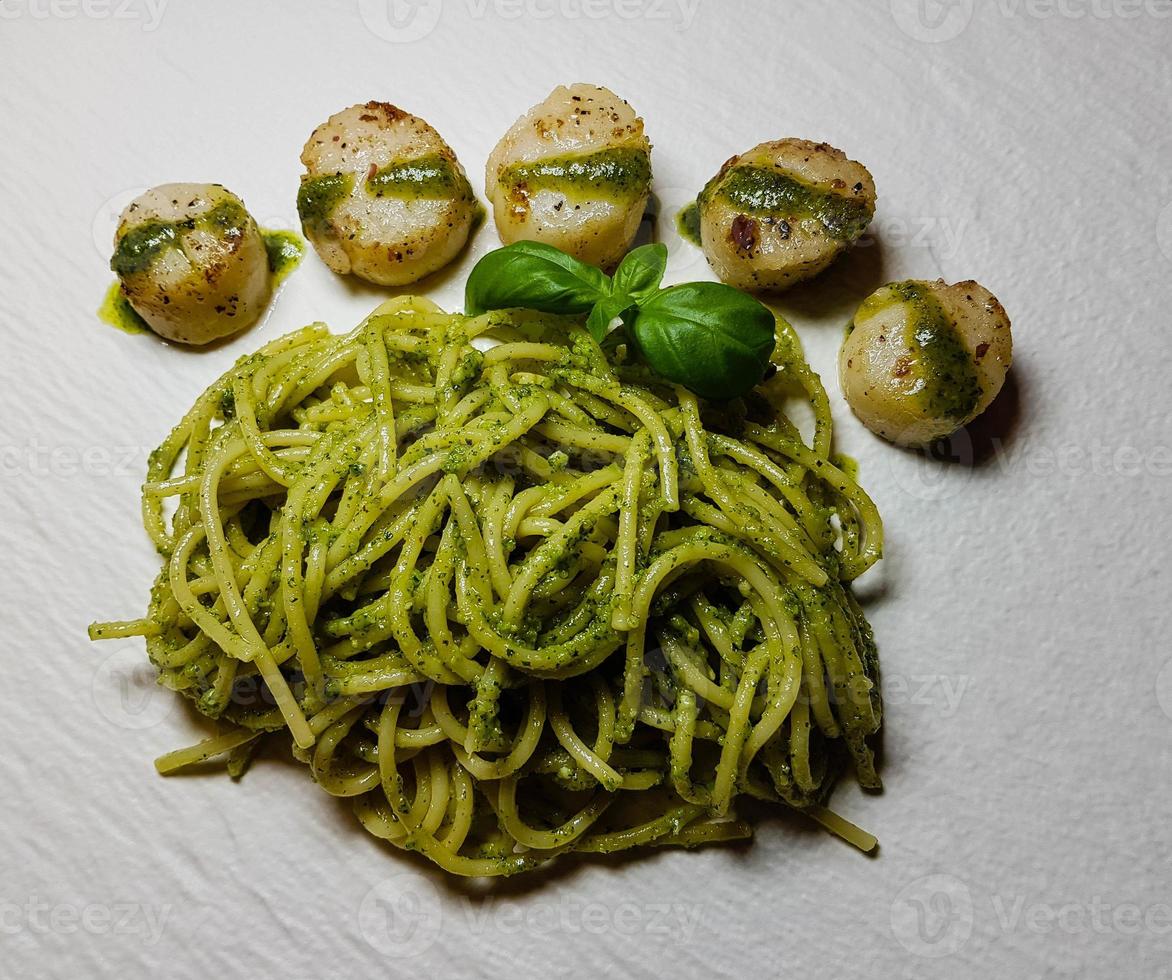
91,296,884,875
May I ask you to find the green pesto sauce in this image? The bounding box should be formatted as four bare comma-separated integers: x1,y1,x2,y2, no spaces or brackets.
676,200,702,246
110,220,178,276
470,202,486,233
297,172,354,232
201,198,249,235
499,147,651,202
110,197,251,277
704,165,871,241
261,229,306,286
891,281,981,421
97,281,149,335
366,153,471,200
832,452,859,481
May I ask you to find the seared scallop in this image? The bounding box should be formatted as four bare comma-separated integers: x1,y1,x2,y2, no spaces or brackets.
697,139,876,292
839,279,1012,447
298,101,476,286
110,183,271,345
486,83,652,269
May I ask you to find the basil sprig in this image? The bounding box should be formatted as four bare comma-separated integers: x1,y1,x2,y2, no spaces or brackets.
464,241,775,400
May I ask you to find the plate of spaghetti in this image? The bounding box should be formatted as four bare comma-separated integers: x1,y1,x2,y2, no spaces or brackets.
91,295,884,874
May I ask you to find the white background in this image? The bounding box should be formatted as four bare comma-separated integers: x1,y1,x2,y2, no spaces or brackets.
1,0,1170,977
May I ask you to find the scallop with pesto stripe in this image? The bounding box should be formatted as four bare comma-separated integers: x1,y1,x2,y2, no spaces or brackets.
839,279,1013,447
486,83,652,269
110,183,272,345
298,101,476,286
697,139,876,292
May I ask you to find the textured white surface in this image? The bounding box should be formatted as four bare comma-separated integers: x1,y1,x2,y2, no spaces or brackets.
1,1,1170,977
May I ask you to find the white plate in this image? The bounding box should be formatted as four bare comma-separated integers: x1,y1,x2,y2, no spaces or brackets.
2,2,1170,977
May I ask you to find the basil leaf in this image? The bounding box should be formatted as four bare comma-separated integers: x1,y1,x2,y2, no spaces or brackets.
611,243,667,302
465,241,611,316
630,282,776,400
585,295,635,342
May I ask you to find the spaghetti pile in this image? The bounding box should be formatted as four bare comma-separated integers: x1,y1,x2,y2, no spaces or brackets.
91,297,884,875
